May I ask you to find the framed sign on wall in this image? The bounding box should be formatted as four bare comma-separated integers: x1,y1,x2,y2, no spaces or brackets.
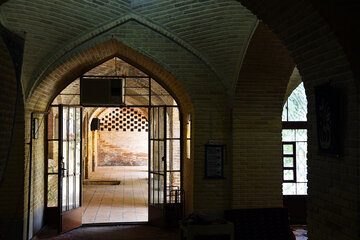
315,84,341,156
205,145,224,178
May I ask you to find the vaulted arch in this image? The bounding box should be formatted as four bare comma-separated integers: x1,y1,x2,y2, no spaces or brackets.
27,39,193,113
30,13,220,94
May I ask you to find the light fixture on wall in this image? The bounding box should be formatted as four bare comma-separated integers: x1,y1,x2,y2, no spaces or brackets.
114,57,120,75
91,118,100,131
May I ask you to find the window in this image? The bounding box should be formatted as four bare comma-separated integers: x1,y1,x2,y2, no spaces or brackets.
186,114,191,159
282,142,296,182
282,82,308,195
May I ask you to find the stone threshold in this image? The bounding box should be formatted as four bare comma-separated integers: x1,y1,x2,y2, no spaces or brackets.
83,179,121,185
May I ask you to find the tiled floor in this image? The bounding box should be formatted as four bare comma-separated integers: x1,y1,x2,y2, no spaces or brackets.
293,227,307,240
82,166,148,224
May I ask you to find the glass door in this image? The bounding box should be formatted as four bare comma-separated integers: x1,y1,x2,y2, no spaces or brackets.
149,107,166,224
59,105,82,233
149,106,182,225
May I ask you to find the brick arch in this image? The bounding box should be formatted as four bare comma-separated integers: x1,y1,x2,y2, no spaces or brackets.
31,13,217,92
237,1,358,240
26,38,194,232
238,0,355,83
27,39,193,113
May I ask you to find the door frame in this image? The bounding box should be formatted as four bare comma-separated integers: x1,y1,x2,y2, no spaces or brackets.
44,75,184,228
148,106,167,225
148,105,183,226
44,105,83,233
59,105,83,233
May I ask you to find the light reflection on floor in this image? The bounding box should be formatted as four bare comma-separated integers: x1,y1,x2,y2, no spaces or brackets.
82,166,148,223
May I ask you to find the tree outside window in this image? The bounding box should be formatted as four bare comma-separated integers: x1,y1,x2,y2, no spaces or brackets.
282,82,308,195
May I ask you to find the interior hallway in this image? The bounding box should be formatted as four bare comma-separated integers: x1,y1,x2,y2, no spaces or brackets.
82,166,148,223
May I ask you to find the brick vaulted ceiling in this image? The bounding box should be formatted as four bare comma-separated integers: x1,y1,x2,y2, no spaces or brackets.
0,0,258,98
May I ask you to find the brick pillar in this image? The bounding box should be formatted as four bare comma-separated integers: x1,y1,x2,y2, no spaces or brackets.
0,29,25,240
232,22,295,208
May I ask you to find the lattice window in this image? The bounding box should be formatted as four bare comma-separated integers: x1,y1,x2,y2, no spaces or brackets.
100,107,148,132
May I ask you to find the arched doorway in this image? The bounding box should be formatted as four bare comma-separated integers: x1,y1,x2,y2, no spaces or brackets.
45,57,183,232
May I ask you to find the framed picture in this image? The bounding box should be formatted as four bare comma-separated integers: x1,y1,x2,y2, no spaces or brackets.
205,145,224,178
315,84,340,156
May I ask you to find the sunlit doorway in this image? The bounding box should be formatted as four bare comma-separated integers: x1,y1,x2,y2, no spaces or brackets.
45,57,182,228
82,106,149,223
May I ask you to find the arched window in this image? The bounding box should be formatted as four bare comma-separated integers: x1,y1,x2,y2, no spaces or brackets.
282,82,308,195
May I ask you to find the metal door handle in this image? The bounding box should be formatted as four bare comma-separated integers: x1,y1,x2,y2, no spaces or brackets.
61,161,67,177
61,161,66,169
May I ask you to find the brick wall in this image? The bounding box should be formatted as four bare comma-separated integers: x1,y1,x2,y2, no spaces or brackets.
232,22,295,209
24,94,48,239
23,110,46,239
97,107,148,166
98,131,148,166
239,1,359,239
0,36,25,240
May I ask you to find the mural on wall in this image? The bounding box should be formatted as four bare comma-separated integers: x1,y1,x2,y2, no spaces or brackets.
97,107,148,166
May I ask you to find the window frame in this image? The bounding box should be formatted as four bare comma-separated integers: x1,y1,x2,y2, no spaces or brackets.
282,82,308,195
282,142,297,183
